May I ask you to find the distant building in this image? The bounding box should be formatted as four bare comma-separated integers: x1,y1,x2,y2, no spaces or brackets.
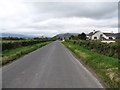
87,30,116,40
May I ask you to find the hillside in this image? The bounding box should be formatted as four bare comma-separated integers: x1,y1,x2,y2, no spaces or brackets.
55,33,79,38
1,33,37,38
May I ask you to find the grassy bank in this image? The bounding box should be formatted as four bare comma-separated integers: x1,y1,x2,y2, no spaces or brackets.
62,41,119,88
67,40,118,58
1,41,51,65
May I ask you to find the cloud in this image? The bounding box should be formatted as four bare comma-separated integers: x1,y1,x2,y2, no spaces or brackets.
29,2,117,19
0,1,118,37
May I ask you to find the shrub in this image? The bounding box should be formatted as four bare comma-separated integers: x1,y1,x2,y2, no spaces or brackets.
67,40,118,58
2,40,50,51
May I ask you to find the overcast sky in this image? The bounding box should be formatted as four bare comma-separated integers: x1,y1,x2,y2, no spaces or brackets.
0,0,118,37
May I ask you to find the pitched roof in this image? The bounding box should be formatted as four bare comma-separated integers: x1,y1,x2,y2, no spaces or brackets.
87,30,116,37
87,31,100,36
87,32,93,36
103,33,115,36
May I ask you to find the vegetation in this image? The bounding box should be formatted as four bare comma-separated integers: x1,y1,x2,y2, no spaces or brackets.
69,35,77,40
62,41,119,88
1,37,55,65
1,41,51,65
78,33,86,40
2,40,45,51
69,33,87,40
69,33,86,40
54,32,87,40
2,37,26,40
67,40,119,58
1,38,54,51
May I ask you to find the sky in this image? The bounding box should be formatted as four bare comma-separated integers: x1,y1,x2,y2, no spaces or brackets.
0,0,119,37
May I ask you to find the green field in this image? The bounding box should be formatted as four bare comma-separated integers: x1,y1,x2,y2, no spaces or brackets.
1,41,51,65
62,41,119,88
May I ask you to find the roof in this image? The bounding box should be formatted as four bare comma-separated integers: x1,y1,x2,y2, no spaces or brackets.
87,30,116,37
87,31,100,36
103,33,115,36
87,32,93,36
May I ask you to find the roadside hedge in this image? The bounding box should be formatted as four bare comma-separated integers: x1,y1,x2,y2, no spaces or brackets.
67,40,119,58
1,40,49,51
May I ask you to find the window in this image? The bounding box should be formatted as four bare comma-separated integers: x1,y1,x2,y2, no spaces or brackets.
109,37,113,40
94,37,97,39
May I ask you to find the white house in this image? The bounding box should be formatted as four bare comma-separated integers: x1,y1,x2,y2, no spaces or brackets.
87,30,116,40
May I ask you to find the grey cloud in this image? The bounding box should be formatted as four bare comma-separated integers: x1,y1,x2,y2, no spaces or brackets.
1,1,118,36
28,2,117,20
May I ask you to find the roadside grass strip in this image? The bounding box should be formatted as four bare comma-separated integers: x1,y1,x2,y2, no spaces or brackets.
1,41,51,65
62,41,119,88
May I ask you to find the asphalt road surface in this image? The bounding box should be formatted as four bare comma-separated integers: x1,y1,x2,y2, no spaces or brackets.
2,41,103,88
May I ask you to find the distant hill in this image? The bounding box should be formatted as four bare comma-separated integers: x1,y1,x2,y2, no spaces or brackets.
55,33,80,38
1,33,38,38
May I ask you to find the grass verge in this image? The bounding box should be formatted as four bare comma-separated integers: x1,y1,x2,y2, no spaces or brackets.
62,41,119,88
1,41,51,65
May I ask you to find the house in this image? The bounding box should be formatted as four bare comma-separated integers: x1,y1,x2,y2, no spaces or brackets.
87,30,116,40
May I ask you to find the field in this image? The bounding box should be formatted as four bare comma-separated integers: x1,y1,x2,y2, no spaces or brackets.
62,41,119,88
1,39,52,65
1,39,53,51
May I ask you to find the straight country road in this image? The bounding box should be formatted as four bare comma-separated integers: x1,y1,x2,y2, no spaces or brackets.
2,41,103,88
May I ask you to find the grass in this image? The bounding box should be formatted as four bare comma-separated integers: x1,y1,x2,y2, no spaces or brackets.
62,41,119,88
1,41,51,65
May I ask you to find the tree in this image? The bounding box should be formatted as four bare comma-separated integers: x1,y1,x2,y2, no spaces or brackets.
78,34,81,39
70,35,75,40
34,37,41,40
78,33,86,40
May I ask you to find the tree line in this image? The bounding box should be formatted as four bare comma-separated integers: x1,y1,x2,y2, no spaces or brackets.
69,33,86,40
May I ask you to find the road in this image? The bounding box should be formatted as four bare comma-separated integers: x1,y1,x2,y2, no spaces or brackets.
2,41,103,88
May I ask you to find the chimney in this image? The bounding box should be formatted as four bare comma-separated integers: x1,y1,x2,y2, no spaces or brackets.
93,30,96,34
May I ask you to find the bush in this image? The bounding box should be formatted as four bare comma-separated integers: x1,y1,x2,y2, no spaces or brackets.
67,40,118,58
1,40,49,51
